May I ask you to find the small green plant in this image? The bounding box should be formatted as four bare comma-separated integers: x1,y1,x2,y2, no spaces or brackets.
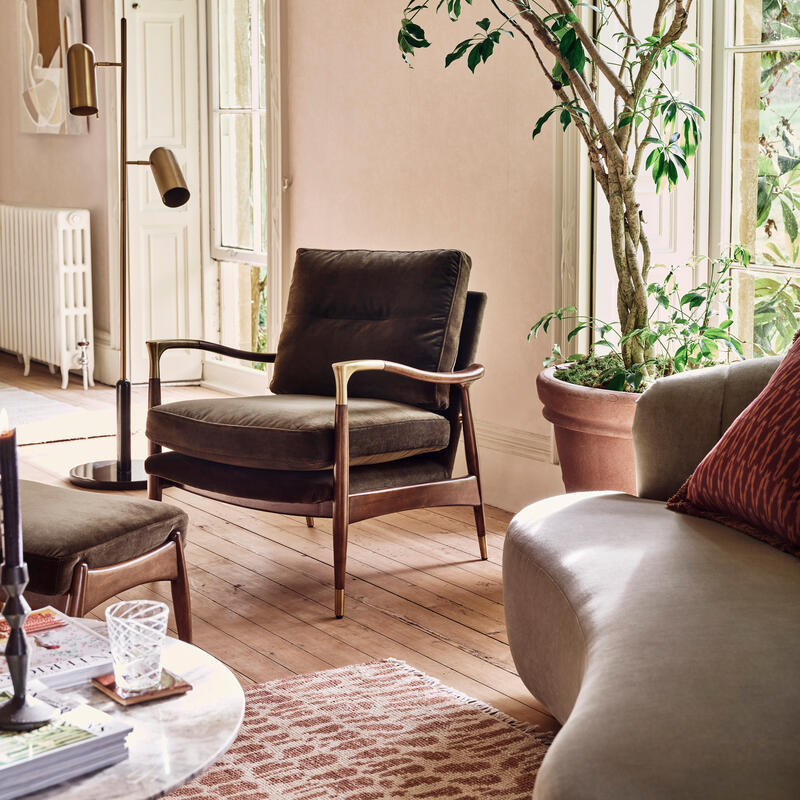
530,250,748,392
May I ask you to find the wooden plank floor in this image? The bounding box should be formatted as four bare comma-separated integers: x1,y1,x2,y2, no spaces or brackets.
0,353,558,731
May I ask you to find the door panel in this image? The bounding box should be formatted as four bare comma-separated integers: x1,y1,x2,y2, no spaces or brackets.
126,0,202,382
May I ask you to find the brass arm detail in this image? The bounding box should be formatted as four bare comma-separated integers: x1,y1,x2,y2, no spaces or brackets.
331,360,387,405
331,359,485,405
147,339,276,380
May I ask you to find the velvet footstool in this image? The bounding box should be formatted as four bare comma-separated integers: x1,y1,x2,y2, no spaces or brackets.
19,481,192,642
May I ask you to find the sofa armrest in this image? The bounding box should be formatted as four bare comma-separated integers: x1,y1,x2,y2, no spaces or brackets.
633,357,781,501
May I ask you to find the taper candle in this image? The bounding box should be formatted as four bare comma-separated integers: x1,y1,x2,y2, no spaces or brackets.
0,410,22,569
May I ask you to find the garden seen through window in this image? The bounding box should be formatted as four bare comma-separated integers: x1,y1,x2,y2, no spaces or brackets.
731,0,800,356
211,0,270,369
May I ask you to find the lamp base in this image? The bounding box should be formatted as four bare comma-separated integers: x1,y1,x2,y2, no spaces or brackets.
0,693,58,731
69,459,148,490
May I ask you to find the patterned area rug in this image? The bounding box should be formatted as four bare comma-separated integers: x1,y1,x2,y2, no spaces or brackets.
167,659,553,799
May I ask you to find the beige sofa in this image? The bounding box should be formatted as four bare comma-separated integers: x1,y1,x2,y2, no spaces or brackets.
504,357,800,799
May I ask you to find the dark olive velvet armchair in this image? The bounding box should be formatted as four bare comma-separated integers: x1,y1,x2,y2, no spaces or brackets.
145,248,487,617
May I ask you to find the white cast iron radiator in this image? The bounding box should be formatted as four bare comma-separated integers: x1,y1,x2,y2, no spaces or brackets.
0,203,95,389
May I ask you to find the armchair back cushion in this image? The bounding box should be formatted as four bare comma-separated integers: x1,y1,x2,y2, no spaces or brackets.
270,249,471,410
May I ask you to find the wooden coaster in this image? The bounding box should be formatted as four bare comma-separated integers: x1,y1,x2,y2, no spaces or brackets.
92,669,192,706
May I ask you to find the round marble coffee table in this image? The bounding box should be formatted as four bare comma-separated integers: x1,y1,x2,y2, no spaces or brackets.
29,629,245,800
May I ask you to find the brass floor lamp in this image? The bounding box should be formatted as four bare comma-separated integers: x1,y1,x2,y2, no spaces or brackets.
66,17,189,490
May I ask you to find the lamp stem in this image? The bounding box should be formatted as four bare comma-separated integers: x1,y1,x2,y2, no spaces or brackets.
117,16,132,474
119,16,128,385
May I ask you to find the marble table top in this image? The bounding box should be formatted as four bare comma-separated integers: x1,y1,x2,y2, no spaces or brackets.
27,626,245,800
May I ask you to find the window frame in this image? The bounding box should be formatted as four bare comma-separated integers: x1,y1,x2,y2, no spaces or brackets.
207,0,266,266
708,1,800,271
205,0,282,358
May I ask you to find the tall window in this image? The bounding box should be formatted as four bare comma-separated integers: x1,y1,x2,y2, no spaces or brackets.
727,1,800,356
209,0,270,366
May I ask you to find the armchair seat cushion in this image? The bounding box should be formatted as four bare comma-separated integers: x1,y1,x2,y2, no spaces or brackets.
145,451,452,506
146,395,451,471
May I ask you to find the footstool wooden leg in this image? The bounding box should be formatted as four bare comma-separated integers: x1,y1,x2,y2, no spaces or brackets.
170,531,193,643
305,516,314,528
65,563,89,617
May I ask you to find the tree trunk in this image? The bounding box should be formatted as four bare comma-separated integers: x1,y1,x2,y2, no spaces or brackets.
607,170,649,368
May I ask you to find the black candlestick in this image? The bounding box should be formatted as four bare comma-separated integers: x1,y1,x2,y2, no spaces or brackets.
0,563,58,730
0,415,57,730
0,425,22,569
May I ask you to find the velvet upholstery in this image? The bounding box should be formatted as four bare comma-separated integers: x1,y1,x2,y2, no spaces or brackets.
145,451,452,505
270,248,471,410
20,481,188,595
436,291,487,474
147,395,451,471
633,356,781,501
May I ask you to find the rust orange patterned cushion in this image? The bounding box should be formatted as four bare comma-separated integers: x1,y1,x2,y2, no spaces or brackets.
667,331,800,555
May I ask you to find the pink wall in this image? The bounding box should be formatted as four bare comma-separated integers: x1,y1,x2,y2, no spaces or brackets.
0,0,111,333
282,3,564,509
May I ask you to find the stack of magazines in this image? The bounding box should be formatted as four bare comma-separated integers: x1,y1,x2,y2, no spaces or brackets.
0,607,132,797
0,607,113,691
0,690,132,800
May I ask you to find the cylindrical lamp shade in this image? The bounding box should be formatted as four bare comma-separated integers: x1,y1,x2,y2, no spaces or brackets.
149,148,190,208
66,44,98,116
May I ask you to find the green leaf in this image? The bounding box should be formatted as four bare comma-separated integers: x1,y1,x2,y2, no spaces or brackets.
673,344,688,372
476,17,490,31
757,177,773,226
531,106,559,140
467,42,483,72
558,28,586,74
778,155,800,175
445,38,473,67
781,199,799,242
605,372,626,391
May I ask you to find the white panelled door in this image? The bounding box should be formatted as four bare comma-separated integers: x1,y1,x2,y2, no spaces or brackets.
125,0,202,382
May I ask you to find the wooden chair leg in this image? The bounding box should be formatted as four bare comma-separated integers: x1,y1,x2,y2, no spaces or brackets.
332,515,348,619
148,474,162,501
305,516,315,528
333,403,350,618
169,531,193,643
473,504,488,560
460,385,488,561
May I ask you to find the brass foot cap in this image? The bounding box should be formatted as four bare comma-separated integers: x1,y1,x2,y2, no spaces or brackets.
334,588,344,618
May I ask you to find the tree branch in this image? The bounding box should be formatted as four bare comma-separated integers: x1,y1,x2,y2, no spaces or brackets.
551,0,632,103
514,5,627,174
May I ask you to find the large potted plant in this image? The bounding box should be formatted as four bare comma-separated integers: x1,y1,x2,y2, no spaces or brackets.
396,0,746,492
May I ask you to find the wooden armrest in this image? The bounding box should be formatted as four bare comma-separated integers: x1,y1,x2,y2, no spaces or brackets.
331,359,485,404
147,339,276,379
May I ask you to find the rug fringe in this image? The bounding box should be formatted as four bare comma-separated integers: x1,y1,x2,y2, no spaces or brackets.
381,658,553,741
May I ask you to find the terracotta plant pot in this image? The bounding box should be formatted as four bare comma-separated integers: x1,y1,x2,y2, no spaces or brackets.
536,366,639,495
